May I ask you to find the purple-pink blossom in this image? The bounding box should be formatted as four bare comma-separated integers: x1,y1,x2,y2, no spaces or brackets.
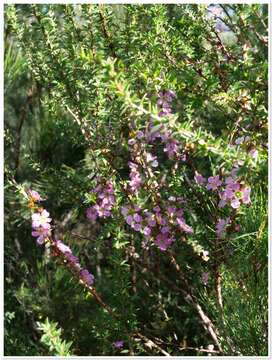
32,227,50,245
164,139,180,159
249,148,258,160
176,217,193,234
218,176,251,209
32,210,52,229
146,152,159,167
136,131,144,139
86,182,116,221
65,252,81,269
216,218,230,238
55,240,72,254
129,163,142,193
143,226,151,236
86,207,98,222
157,90,176,117
79,269,95,286
194,171,206,185
132,222,142,231
206,176,222,191
28,190,44,202
241,186,251,204
133,213,143,222
113,340,124,349
155,233,174,251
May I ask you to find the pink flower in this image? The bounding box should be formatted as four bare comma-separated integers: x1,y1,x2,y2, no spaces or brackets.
146,152,158,167
194,171,206,185
79,269,94,286
28,190,44,202
87,182,116,220
132,223,142,231
218,198,227,208
155,233,173,251
143,226,151,236
157,90,176,106
125,215,133,225
65,253,81,269
241,186,251,204
136,131,144,139
55,240,72,254
249,148,258,161
161,226,170,234
133,213,142,223
230,197,240,209
129,168,142,192
225,177,240,191
32,210,52,229
121,206,129,216
216,218,229,238
218,182,238,208
165,90,176,99
164,139,180,158
32,227,50,245
176,217,193,234
176,209,184,218
113,340,124,349
147,217,156,227
86,207,98,222
94,204,111,217
206,176,222,191
235,136,245,145
128,138,136,146
167,206,176,216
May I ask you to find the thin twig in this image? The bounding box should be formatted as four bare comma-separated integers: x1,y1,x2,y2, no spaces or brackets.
134,258,223,353
134,332,171,357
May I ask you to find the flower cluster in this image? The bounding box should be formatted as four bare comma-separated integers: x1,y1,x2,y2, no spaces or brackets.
29,190,94,286
157,90,176,117
127,90,185,163
86,182,116,221
53,239,94,286
31,209,52,245
121,197,193,251
152,90,184,159
28,189,51,245
215,218,230,239
28,189,45,202
128,162,142,193
113,340,124,349
218,177,251,209
194,170,251,210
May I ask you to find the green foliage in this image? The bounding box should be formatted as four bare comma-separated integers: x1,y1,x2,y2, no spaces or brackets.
4,4,267,356
37,318,74,356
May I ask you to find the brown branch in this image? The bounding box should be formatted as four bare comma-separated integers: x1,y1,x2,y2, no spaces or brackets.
134,332,171,357
214,237,223,310
14,85,38,176
152,336,221,354
134,258,223,353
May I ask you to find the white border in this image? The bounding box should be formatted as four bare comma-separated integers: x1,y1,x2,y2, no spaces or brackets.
1,1,270,359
